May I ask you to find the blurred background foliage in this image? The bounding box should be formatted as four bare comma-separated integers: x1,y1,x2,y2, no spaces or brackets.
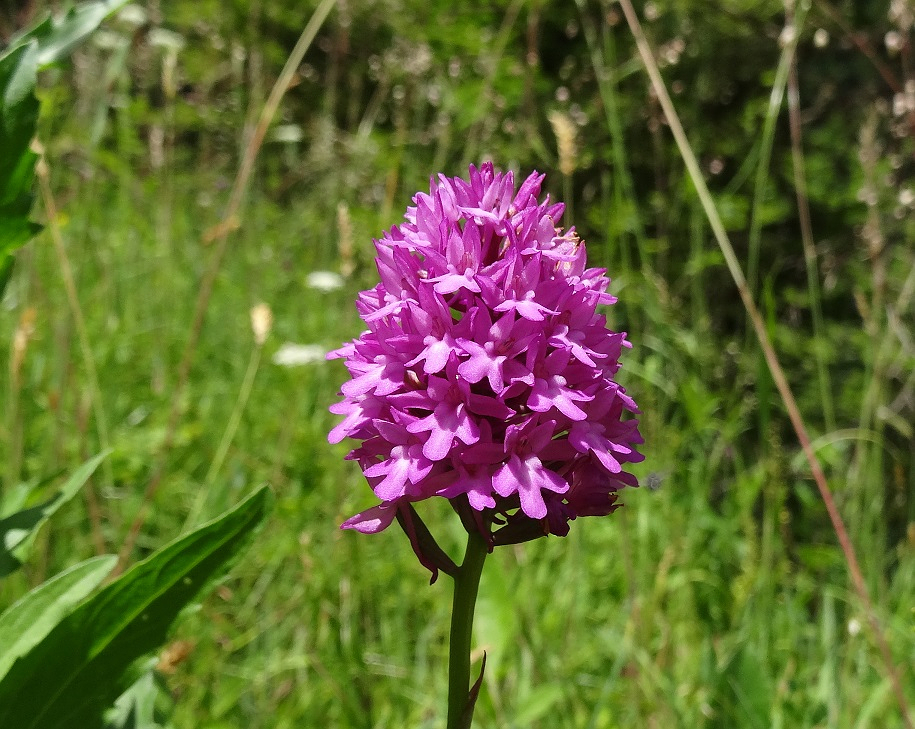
1,0,913,726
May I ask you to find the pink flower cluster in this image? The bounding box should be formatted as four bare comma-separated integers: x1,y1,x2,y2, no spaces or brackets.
329,163,643,557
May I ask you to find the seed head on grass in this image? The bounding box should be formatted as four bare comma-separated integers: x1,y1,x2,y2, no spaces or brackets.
548,111,578,177
328,163,643,572
250,303,273,346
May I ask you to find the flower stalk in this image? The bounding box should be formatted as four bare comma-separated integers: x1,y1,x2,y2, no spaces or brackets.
447,531,488,729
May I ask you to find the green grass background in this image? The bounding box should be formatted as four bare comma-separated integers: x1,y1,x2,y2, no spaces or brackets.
1,0,913,726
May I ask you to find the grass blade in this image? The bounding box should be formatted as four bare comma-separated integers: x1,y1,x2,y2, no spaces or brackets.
0,452,107,576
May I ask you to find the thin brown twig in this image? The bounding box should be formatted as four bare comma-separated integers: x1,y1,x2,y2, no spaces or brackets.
616,1,914,726
114,0,338,574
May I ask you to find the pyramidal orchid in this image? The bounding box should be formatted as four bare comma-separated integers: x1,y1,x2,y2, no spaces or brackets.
328,163,644,727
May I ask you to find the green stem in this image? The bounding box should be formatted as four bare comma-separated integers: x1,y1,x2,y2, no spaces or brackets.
446,531,488,729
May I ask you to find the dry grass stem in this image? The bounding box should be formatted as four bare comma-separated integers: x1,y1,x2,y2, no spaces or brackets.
337,202,355,278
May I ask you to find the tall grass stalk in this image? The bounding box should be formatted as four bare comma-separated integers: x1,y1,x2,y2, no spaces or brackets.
616,1,914,725
462,0,524,167
35,149,109,554
183,327,267,532
741,0,806,469
847,118,894,575
785,0,835,432
115,0,338,572
579,0,647,270
5,304,38,504
746,9,801,298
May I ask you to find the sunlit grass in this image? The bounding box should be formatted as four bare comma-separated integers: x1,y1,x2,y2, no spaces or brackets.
1,0,913,725
3,168,910,727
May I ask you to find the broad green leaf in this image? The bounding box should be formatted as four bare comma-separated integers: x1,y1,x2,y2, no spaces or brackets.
0,452,107,577
0,41,41,289
0,555,117,681
3,0,131,70
0,486,272,729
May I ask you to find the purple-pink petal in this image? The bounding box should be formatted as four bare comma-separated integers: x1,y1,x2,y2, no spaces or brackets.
341,502,400,533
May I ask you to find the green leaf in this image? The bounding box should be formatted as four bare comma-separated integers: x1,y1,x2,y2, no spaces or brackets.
3,0,131,70
0,253,13,295
0,1,129,298
456,653,486,729
105,666,176,729
0,555,117,681
0,452,107,577
0,486,272,729
0,41,40,276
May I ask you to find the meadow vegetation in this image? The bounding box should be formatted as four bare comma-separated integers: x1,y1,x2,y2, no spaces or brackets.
1,0,913,726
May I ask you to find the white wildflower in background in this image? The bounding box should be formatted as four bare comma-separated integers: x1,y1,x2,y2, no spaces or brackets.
306,271,344,291
779,24,798,48
271,124,305,143
885,31,904,54
659,37,685,67
889,0,914,31
273,343,328,367
148,28,186,52
92,29,125,50
118,4,148,28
